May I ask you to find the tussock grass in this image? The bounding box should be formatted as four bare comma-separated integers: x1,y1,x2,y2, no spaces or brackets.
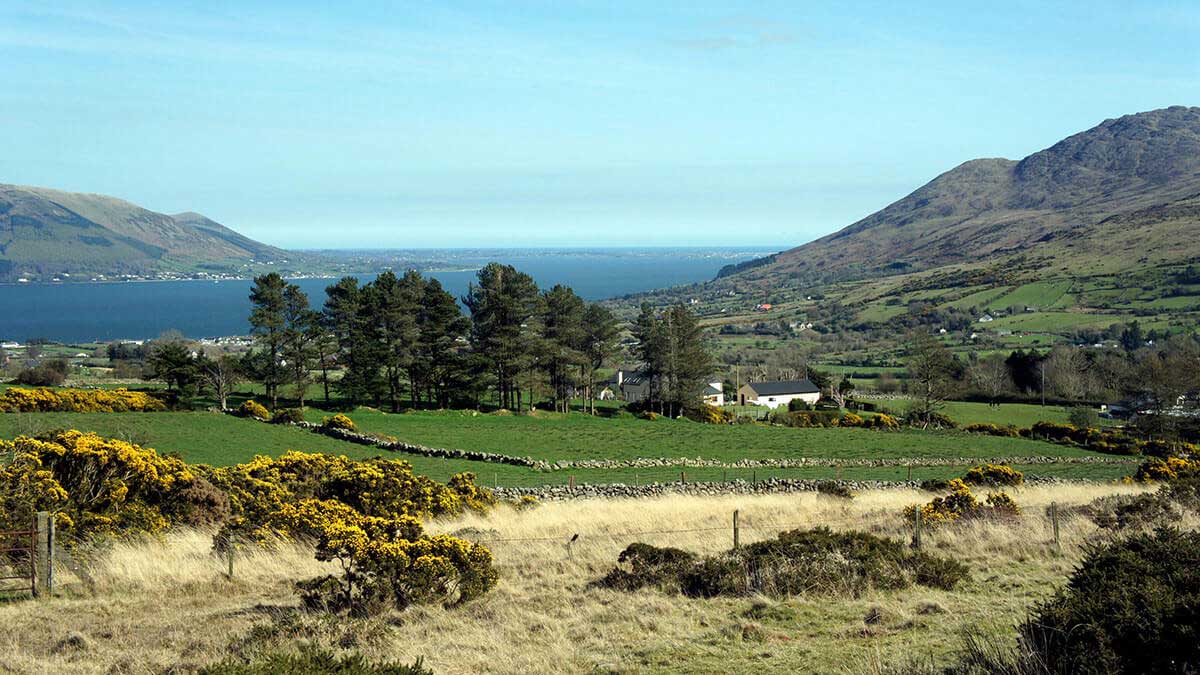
0,483,1181,674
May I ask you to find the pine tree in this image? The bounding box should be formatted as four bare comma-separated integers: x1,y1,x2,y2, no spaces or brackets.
540,285,586,413
463,263,540,410
248,273,288,410
581,303,619,414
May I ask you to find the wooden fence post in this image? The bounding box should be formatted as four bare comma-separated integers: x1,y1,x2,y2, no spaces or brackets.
46,515,55,597
569,475,575,492
836,465,843,480
681,471,686,485
733,510,740,548
35,511,49,598
906,465,912,481
723,469,728,483
1050,502,1061,553
752,470,757,487
227,544,235,579
912,508,922,550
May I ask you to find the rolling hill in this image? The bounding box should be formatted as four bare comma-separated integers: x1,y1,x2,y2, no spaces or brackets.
0,184,291,281
622,106,1200,362
726,105,1200,285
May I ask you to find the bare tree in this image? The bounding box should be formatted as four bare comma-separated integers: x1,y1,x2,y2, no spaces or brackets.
969,354,1011,408
200,354,242,410
906,331,957,427
1045,347,1092,402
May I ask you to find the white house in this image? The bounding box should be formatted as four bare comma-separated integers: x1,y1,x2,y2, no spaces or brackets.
737,379,821,409
978,314,994,323
703,381,724,406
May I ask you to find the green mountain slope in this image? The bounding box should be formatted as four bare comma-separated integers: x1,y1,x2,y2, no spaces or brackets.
0,184,290,280
624,106,1200,362
730,106,1200,286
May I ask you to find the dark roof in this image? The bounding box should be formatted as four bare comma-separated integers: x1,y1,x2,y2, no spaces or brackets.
705,384,722,395
745,379,819,396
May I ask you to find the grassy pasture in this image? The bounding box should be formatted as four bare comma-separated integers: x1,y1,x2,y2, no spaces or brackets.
301,408,1107,464
0,407,1136,486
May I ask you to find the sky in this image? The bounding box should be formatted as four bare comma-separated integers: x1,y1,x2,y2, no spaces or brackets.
0,1,1197,249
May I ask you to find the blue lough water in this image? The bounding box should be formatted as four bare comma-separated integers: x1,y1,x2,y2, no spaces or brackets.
0,248,764,343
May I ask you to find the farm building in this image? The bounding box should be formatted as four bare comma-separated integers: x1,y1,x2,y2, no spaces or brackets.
737,379,820,409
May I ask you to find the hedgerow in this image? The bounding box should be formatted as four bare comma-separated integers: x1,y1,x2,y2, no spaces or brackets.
964,420,1197,457
0,387,166,413
773,410,899,430
596,527,968,598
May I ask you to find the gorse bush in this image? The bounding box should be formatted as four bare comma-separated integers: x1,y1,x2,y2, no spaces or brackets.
0,430,501,614
0,387,165,413
271,500,498,615
0,431,224,540
688,405,734,424
210,452,495,544
905,478,1021,525
238,399,270,419
596,527,968,599
963,463,1025,487
1135,456,1200,482
321,413,357,431
1018,528,1200,674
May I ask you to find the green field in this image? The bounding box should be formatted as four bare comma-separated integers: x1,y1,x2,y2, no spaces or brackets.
296,407,1106,463
1,402,1137,486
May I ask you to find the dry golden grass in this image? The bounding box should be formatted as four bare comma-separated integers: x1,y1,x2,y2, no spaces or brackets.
0,482,1181,674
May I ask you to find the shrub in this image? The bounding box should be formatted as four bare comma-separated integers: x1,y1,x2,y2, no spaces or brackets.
865,413,900,431
963,463,1025,487
1030,421,1077,443
815,480,854,499
238,399,270,419
963,422,1020,438
321,413,357,431
0,430,215,540
0,387,166,413
14,361,68,386
1068,406,1100,429
840,412,865,427
595,542,698,592
689,405,734,424
596,527,968,599
278,500,498,615
1018,528,1200,674
905,478,1021,525
270,408,306,425
786,398,812,412
210,452,495,544
1072,492,1181,530
1134,456,1200,482
1139,439,1195,459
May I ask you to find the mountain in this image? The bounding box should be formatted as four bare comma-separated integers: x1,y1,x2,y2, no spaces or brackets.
0,184,290,281
727,106,1200,285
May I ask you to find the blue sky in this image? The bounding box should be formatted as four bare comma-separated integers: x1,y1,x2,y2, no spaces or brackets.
1,1,1196,249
